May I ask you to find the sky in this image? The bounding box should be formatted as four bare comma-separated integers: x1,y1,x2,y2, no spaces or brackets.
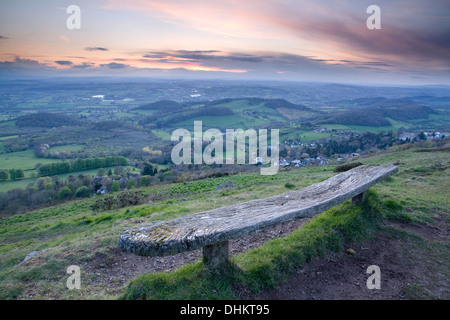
0,0,449,85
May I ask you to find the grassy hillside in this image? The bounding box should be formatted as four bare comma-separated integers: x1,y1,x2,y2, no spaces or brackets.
138,98,318,131
318,104,436,127
0,145,448,300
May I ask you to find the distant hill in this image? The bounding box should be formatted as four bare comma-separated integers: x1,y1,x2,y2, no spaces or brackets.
136,97,319,129
133,100,183,111
202,98,311,110
338,97,388,107
136,97,321,129
135,98,311,111
319,109,391,126
140,107,234,127
90,120,135,131
264,99,311,111
16,112,80,128
319,103,437,127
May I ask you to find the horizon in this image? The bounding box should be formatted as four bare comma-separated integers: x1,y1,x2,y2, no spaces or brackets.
1,77,450,90
1,0,449,85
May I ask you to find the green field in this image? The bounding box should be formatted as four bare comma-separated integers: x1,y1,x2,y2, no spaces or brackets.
167,99,288,130
321,114,447,133
0,166,138,193
151,130,172,140
280,127,332,141
46,145,84,153
175,114,254,129
0,121,16,127
0,179,33,192
132,109,158,116
113,112,136,119
0,146,136,192
0,135,19,141
322,123,400,133
0,149,59,171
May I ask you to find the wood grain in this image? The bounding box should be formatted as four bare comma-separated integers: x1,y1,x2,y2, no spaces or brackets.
118,164,398,257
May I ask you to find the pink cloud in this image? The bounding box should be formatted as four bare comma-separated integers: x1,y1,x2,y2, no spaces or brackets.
102,0,450,71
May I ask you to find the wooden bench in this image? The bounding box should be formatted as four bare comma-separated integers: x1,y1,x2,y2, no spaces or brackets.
118,164,398,269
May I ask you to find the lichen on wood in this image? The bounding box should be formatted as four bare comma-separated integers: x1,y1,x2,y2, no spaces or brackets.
118,164,398,257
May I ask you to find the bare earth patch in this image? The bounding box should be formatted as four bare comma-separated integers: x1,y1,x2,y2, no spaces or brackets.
251,216,449,300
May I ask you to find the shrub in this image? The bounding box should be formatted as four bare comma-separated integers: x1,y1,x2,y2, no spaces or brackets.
91,195,116,211
58,186,73,200
284,182,296,189
127,179,136,189
90,191,145,211
75,186,91,198
140,175,152,187
334,162,363,173
117,191,144,207
111,181,120,192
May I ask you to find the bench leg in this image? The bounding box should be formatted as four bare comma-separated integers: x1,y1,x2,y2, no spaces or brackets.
352,191,367,205
203,241,229,270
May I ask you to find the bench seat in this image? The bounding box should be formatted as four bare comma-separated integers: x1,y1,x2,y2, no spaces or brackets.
118,164,397,268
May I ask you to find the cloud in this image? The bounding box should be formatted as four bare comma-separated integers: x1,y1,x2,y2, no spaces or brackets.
72,62,95,69
55,60,73,66
0,36,9,40
58,35,69,42
139,49,369,76
292,20,450,68
100,62,128,69
105,0,450,71
139,49,395,76
143,50,266,65
84,47,109,51
1,57,48,69
0,57,52,76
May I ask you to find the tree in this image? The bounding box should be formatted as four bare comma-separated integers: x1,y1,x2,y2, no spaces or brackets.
140,175,152,187
81,175,93,187
114,166,124,176
111,181,120,192
9,169,24,180
0,170,8,181
44,181,53,190
160,170,174,182
142,164,154,176
9,169,16,180
75,186,90,198
58,186,73,200
418,132,427,141
126,179,135,189
97,168,106,177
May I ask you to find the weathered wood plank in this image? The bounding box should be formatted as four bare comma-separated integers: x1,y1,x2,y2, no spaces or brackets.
118,164,398,257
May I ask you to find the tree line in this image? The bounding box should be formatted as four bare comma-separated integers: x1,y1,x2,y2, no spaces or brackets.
37,156,128,177
16,112,80,128
0,169,25,181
